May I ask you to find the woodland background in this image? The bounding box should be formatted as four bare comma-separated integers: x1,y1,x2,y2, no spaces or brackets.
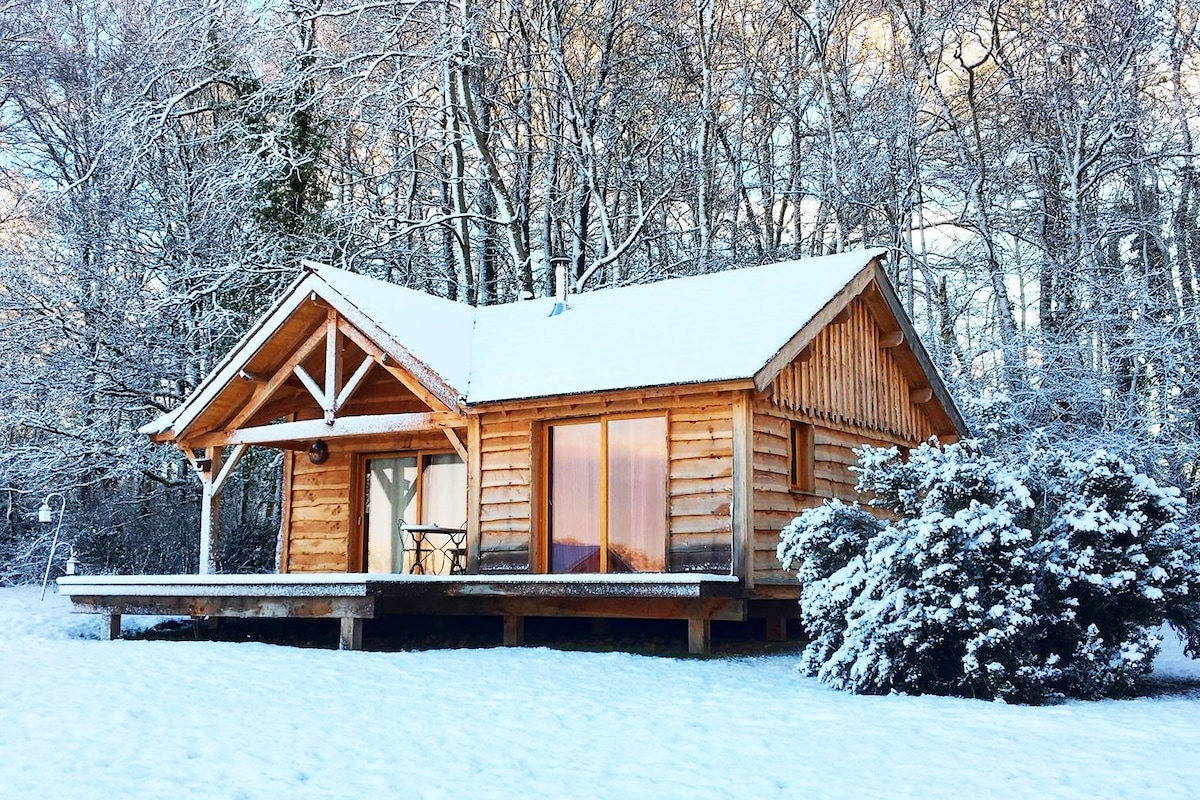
1,0,1198,580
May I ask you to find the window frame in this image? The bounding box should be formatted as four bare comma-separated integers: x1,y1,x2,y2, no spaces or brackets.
538,412,670,574
788,420,815,494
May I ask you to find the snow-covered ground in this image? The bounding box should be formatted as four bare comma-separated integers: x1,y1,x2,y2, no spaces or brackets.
2,587,1199,799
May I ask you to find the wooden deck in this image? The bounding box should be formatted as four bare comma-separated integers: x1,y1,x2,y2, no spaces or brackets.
56,573,746,654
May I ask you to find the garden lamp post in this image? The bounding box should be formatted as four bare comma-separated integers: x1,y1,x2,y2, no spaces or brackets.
38,493,68,601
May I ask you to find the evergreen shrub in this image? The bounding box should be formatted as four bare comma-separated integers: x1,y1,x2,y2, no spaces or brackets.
778,439,1200,703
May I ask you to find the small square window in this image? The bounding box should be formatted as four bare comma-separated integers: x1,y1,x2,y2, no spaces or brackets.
789,421,814,493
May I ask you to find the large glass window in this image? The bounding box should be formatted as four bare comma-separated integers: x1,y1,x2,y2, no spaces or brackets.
548,416,667,573
363,451,465,573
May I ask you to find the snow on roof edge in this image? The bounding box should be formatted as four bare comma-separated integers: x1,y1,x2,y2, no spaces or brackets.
147,269,317,440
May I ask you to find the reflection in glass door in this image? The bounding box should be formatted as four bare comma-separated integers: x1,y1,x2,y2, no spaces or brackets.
363,452,467,573
364,456,417,572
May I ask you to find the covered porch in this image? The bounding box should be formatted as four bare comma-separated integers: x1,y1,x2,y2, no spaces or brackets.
57,572,745,654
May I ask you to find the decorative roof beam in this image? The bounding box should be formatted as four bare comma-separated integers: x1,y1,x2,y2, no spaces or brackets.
337,319,458,415
220,323,329,435
336,356,375,409
188,412,463,448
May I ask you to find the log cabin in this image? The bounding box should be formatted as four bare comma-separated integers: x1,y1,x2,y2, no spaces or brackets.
59,248,966,653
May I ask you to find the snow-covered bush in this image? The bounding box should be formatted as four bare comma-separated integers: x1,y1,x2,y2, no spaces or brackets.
778,440,1200,703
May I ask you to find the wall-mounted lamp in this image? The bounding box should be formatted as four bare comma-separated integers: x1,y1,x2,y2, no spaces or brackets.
307,439,329,465
38,493,69,601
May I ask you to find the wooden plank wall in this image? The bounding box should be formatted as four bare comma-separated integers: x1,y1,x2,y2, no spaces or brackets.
286,444,353,572
752,299,941,586
751,402,899,584
772,299,939,443
282,430,456,573
477,411,534,571
476,390,736,573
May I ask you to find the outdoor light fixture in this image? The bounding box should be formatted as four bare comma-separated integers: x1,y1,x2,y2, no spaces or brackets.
307,439,329,464
38,492,68,601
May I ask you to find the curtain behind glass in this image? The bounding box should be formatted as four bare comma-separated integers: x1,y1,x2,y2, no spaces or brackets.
549,423,602,573
421,453,467,528
606,417,667,572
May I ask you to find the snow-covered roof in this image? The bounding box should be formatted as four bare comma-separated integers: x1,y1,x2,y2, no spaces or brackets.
464,250,881,403
147,248,967,440
313,266,475,395
314,249,883,404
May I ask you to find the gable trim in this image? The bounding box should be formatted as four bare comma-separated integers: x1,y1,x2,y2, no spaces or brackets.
753,259,880,392
147,271,464,445
753,257,967,439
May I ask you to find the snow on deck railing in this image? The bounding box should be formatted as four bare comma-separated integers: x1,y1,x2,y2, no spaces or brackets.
57,572,740,587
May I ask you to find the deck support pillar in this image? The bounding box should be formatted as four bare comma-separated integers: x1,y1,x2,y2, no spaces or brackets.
503,614,524,646
197,447,222,575
765,617,787,643
339,617,363,651
104,613,121,641
687,618,711,655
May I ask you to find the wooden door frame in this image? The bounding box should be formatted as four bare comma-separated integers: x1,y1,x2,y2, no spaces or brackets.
351,448,462,572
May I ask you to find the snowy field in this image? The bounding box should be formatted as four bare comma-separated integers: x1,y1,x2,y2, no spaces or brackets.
2,587,1199,800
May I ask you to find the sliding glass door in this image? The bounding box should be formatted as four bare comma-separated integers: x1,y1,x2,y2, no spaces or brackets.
363,452,465,573
547,416,667,573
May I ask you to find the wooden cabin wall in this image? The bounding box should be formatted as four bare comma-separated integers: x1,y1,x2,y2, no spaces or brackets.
751,299,944,586
281,430,456,573
280,372,456,573
751,404,904,585
769,299,940,443
476,390,737,573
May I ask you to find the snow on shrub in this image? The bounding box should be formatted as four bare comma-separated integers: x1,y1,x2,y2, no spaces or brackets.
778,440,1200,704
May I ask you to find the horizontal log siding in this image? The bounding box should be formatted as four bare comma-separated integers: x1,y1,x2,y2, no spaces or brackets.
476,392,736,574
668,407,734,572
285,448,352,573
477,416,534,571
283,430,458,573
771,299,939,443
751,399,903,584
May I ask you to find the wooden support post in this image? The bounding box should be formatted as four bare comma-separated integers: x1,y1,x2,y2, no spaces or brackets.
766,617,787,643
339,617,363,651
323,310,341,424
590,617,610,637
503,614,524,646
104,613,121,641
732,392,754,590
466,415,483,572
687,618,711,655
198,447,222,575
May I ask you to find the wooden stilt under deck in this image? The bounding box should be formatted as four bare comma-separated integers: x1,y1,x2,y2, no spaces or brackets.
104,613,121,641
687,618,711,655
503,614,524,646
339,617,363,651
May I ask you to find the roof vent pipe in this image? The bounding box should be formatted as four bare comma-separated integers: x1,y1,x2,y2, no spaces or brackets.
549,259,570,317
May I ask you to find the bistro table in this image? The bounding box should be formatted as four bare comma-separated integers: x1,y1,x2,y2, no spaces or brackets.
400,525,468,575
